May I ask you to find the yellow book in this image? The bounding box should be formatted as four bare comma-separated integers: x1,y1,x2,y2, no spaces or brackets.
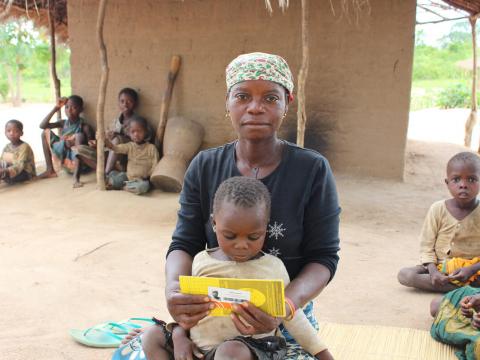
179,275,285,317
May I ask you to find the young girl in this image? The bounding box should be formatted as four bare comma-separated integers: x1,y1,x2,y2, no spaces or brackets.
105,116,158,195
106,88,154,174
1,120,36,184
398,152,480,292
38,95,94,179
114,177,333,360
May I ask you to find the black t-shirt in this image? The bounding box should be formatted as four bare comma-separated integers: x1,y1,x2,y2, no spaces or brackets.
167,141,341,280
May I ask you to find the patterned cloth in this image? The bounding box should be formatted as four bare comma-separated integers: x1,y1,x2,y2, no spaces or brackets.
438,257,480,286
281,302,318,360
1,142,36,181
46,118,86,172
431,286,480,359
226,52,294,94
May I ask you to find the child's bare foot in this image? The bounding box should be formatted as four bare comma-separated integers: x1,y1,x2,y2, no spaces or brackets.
73,181,84,188
37,171,58,179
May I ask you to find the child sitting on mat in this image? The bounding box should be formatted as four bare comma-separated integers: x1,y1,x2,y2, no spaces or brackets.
398,152,480,292
1,119,36,184
114,177,333,360
105,115,158,195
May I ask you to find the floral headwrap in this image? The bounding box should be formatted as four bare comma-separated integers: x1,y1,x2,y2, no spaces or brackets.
226,52,294,98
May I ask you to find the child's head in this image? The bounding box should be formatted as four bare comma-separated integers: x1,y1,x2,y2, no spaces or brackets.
65,95,84,120
5,119,23,144
128,116,148,144
212,176,271,262
118,88,138,116
445,152,480,205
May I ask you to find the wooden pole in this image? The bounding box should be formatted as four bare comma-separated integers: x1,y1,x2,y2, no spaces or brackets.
465,15,478,148
96,0,109,190
48,0,62,121
296,0,309,147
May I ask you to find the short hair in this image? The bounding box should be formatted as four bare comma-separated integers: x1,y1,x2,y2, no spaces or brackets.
5,119,23,132
118,87,139,103
213,176,271,221
129,115,148,131
68,95,84,109
447,152,480,172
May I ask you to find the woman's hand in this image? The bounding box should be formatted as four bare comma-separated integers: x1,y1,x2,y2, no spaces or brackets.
230,302,281,335
166,290,212,330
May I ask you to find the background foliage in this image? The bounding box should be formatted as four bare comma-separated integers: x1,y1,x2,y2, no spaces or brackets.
411,21,474,110
0,18,71,105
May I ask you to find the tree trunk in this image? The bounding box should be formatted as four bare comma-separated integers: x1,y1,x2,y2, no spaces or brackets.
296,0,309,147
13,58,22,107
96,0,109,190
5,66,15,106
465,16,478,148
49,1,62,121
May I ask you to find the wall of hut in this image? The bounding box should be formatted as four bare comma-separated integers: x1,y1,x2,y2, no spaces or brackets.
68,0,416,179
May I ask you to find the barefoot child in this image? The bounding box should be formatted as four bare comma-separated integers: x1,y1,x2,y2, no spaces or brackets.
398,152,480,292
105,88,154,174
114,177,333,360
39,95,94,179
1,120,36,184
105,115,158,195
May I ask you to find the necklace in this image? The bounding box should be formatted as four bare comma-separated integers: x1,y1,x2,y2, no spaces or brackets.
252,167,260,179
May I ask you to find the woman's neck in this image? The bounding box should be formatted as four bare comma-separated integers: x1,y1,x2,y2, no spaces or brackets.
236,137,282,168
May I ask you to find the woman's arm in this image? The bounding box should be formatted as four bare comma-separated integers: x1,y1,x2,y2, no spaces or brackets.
285,263,331,309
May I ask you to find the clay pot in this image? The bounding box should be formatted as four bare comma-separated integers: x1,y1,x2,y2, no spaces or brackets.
150,116,204,192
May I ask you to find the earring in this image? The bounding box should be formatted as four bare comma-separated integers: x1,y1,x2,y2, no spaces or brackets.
225,111,230,118
212,224,217,232
282,113,287,119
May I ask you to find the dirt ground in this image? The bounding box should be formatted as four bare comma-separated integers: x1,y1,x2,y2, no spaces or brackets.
0,105,478,359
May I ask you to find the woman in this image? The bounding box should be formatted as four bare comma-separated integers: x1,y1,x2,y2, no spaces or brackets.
117,52,340,360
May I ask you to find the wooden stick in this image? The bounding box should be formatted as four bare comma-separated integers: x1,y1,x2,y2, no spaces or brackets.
48,0,62,121
96,0,109,190
465,16,478,148
296,0,309,148
155,55,181,154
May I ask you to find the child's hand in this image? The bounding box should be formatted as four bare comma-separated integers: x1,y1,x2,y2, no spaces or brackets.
172,325,203,360
56,97,68,109
473,312,480,329
449,267,475,283
461,294,480,318
430,271,450,287
106,130,115,140
88,139,97,148
65,138,75,149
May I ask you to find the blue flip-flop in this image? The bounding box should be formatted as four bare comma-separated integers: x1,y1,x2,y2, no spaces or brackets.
70,317,154,348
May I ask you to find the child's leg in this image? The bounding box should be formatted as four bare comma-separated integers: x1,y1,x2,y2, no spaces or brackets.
430,296,443,317
397,265,457,292
38,130,57,178
73,157,83,188
124,179,150,195
105,136,121,174
213,340,254,360
140,325,171,360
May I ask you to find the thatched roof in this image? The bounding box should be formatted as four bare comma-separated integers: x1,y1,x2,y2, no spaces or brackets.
0,0,68,41
442,0,480,15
